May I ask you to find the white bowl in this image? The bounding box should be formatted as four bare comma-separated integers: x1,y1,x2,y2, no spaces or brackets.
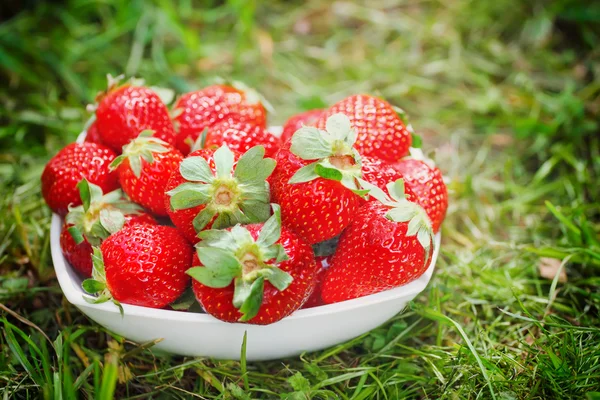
51,213,440,361
50,125,440,361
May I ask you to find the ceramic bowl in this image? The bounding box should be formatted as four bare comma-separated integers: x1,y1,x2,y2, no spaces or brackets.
49,125,440,361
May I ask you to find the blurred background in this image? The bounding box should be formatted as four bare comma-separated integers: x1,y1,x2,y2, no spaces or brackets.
0,1,599,398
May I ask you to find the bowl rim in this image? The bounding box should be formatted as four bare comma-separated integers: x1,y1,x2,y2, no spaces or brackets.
51,211,440,325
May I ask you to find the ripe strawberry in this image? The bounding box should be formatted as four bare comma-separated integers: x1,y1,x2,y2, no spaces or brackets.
189,205,318,324
165,144,275,243
173,83,268,155
203,119,280,157
95,81,176,152
83,121,103,144
270,113,370,244
321,179,434,304
110,131,183,216
302,256,329,309
280,109,323,146
60,180,156,276
391,158,448,233
83,224,193,309
41,142,118,215
315,94,411,163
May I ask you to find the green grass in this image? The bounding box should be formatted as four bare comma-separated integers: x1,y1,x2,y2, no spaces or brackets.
1,0,599,398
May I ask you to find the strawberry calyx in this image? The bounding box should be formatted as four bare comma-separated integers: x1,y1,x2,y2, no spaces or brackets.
82,247,123,315
167,144,276,235
109,130,171,178
358,177,434,264
288,113,366,195
65,179,145,247
187,205,291,321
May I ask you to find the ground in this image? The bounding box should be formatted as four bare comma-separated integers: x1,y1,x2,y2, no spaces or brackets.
0,0,599,399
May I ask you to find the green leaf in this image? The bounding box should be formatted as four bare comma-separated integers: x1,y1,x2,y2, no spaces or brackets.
68,226,85,245
193,207,217,233
187,266,236,289
198,247,241,275
82,279,105,294
89,221,110,242
290,126,332,160
386,207,414,222
239,181,270,202
263,267,293,291
325,113,353,141
180,156,214,183
169,185,211,210
234,146,275,183
99,209,125,235
233,278,253,308
109,155,126,171
214,145,235,178
387,179,406,202
289,162,319,184
417,226,432,252
340,174,360,192
357,178,391,204
77,179,92,211
406,216,421,236
315,164,343,181
239,201,271,223
256,204,281,247
238,277,265,322
411,133,422,148
262,243,289,263
169,287,197,310
91,247,105,283
198,229,238,252
129,155,142,178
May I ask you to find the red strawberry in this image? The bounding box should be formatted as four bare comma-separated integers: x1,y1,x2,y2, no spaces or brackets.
60,179,156,277
173,83,268,155
189,206,318,324
165,145,275,243
270,113,373,244
83,121,103,144
391,158,448,233
280,109,323,146
110,131,183,216
315,94,411,163
41,142,118,215
321,179,434,304
302,256,329,309
203,119,280,157
95,82,176,152
83,224,193,309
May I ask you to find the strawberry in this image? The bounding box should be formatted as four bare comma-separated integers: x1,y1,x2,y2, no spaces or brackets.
315,94,411,163
269,113,370,244
110,131,183,216
391,158,448,233
203,119,280,158
164,144,275,243
173,83,268,155
83,224,193,309
280,109,323,146
188,205,317,324
321,179,434,304
83,121,103,144
60,179,156,276
41,142,118,215
302,256,329,309
95,81,176,152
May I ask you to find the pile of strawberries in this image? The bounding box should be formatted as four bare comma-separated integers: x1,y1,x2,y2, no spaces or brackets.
42,76,448,325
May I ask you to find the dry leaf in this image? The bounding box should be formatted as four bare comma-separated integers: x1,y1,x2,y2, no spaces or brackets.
538,257,567,283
